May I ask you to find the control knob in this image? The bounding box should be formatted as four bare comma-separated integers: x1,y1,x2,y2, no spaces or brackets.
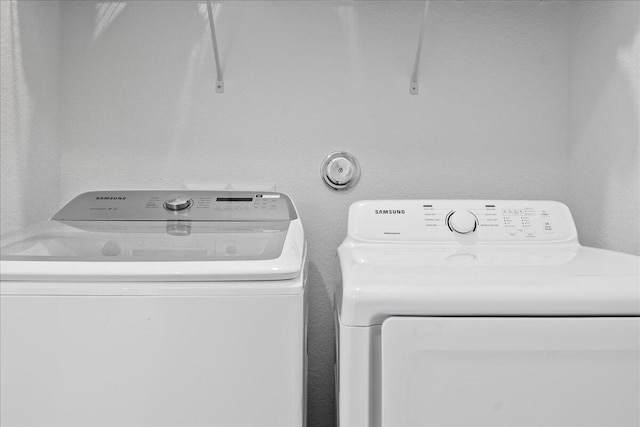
447,210,478,234
164,194,193,211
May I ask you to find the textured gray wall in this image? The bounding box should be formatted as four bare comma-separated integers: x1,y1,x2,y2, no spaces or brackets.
568,1,640,256
0,1,61,235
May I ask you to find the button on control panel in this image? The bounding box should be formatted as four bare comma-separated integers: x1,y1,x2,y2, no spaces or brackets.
502,207,538,237
540,209,553,233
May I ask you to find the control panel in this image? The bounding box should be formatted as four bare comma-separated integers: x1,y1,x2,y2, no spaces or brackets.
348,200,578,243
52,191,297,222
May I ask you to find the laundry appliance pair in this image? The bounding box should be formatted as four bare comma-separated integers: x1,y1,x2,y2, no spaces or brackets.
1,193,638,427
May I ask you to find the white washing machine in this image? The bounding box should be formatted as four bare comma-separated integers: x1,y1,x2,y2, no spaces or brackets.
336,200,639,427
0,190,307,427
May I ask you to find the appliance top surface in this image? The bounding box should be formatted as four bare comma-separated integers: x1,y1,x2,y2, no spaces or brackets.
0,191,306,284
337,200,640,325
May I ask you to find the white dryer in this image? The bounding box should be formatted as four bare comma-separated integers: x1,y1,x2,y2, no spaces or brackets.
1,190,307,427
336,200,639,427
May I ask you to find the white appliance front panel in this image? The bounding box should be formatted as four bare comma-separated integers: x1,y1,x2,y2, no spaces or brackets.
381,317,640,427
347,200,577,244
0,293,305,427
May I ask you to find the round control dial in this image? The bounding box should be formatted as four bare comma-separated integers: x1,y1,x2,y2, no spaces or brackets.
447,210,478,234
163,194,193,211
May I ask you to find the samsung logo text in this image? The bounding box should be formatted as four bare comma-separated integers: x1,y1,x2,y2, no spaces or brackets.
374,209,406,215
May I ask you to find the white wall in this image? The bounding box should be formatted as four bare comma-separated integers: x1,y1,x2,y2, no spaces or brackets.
56,2,570,424
568,1,640,255
0,0,61,234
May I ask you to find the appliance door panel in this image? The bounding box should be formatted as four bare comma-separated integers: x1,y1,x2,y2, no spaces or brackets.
1,294,304,427
381,317,640,427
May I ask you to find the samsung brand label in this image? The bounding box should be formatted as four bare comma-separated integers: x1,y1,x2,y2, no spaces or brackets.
375,209,406,215
96,196,127,200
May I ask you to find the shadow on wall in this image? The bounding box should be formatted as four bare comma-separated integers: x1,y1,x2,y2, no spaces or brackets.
568,2,640,255
305,260,337,426
0,0,60,234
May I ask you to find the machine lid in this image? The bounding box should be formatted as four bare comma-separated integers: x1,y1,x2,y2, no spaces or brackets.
337,200,640,326
0,220,305,283
0,191,306,284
